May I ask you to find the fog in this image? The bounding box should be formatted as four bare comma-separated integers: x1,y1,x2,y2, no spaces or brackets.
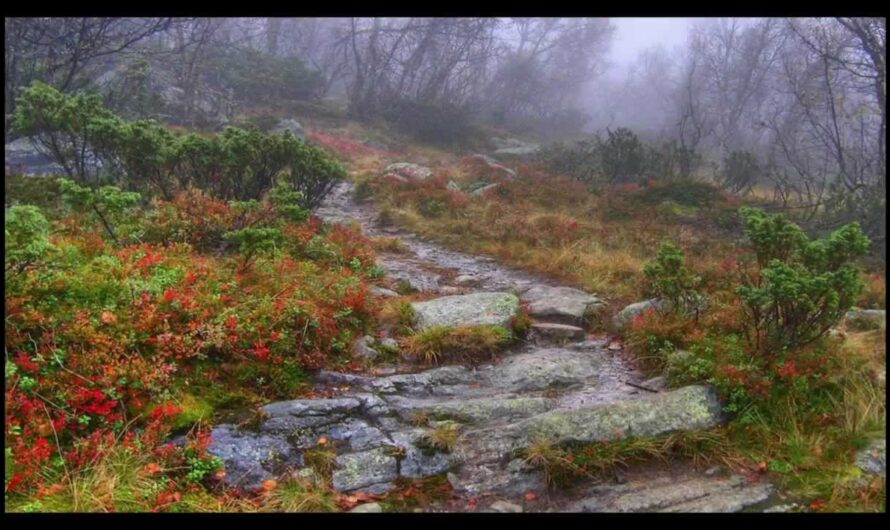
5,17,886,250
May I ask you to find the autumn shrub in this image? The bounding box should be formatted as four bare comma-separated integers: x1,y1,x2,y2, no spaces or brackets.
4,187,379,504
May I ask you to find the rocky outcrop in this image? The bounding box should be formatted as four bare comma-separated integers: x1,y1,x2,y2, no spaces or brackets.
520,285,604,325
513,385,723,446
272,118,306,139
411,292,519,330
491,137,541,157
383,162,433,181
5,138,64,176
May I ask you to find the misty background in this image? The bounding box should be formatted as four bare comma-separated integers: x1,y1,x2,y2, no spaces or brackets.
5,17,886,256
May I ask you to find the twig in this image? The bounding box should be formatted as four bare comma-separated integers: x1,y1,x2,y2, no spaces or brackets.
623,380,660,393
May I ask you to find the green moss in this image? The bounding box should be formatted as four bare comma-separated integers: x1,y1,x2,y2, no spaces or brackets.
172,394,214,430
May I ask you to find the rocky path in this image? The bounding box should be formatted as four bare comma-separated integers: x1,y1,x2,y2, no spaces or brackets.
208,179,782,512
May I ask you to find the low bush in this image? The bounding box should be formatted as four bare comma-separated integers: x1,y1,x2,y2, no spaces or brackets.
4,188,380,505
14,82,345,206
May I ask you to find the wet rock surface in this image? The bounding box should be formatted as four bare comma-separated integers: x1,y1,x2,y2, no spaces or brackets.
5,138,65,176
204,178,781,511
554,469,775,513
411,292,519,329
521,285,605,325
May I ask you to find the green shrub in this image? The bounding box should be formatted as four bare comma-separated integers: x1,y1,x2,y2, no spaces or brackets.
14,82,344,206
643,241,703,318
4,204,56,279
601,128,646,183
13,81,113,182
736,207,870,354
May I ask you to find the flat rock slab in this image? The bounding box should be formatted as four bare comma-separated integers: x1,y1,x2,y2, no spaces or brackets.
412,292,519,330
556,472,774,512
528,322,586,345
488,348,604,392
521,285,604,325
388,395,556,425
514,384,723,446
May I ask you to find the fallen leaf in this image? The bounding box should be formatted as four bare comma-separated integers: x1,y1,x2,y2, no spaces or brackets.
524,491,537,501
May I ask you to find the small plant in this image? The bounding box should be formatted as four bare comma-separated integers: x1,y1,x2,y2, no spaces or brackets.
643,241,703,319
260,475,338,512
4,204,56,279
302,446,337,483
520,438,580,488
415,421,461,454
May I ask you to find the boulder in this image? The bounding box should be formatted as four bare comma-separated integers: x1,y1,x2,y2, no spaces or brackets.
5,138,64,176
352,335,379,361
488,348,604,392
527,323,586,345
470,154,517,179
272,118,305,139
520,285,604,325
383,162,433,181
411,292,519,330
613,299,662,328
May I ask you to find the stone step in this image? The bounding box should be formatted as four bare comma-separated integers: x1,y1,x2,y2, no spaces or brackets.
527,322,586,345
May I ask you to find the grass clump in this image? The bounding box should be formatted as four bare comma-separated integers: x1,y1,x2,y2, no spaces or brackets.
260,475,338,512
415,421,461,454
401,324,513,365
